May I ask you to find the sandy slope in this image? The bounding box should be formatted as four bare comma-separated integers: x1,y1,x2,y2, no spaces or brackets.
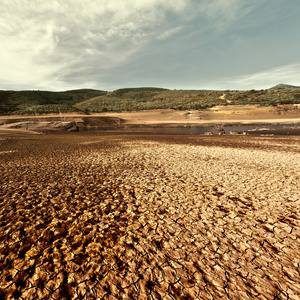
0,105,300,133
99,105,300,126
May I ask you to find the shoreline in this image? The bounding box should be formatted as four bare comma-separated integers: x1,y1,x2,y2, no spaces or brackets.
1,106,300,132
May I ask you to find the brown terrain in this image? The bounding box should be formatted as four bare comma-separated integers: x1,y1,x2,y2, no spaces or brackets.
0,131,300,299
0,104,300,132
99,104,300,126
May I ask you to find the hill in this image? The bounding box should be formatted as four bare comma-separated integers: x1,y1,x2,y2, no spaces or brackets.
270,83,300,89
0,89,107,115
1,86,300,115
75,87,300,113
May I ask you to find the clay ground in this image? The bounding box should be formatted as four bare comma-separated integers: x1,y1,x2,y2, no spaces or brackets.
0,105,300,132
99,105,300,126
0,132,300,299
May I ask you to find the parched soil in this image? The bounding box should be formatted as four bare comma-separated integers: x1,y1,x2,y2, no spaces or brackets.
1,104,300,132
0,133,300,299
99,105,300,126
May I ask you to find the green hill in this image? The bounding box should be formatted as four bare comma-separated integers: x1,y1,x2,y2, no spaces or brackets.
0,89,107,115
1,86,300,115
75,87,300,113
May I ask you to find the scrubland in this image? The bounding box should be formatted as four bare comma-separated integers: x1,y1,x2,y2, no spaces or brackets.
75,88,300,113
0,133,300,299
1,87,300,115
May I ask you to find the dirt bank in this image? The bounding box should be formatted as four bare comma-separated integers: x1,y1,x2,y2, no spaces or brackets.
99,104,300,126
0,104,300,133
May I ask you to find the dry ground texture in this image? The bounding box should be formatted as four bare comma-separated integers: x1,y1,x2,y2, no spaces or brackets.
0,133,300,299
1,104,300,132
99,105,300,126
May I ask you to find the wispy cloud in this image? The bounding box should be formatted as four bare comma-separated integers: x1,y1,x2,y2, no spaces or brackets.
157,27,183,40
0,0,295,91
215,64,300,90
0,0,191,90
198,0,264,30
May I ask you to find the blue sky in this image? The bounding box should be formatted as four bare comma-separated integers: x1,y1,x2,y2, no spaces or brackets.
1,0,300,91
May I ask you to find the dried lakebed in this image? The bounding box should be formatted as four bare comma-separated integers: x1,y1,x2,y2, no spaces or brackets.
0,133,300,299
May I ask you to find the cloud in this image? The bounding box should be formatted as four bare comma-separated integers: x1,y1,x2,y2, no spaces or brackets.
157,27,183,40
0,0,191,90
215,64,300,90
0,0,273,90
197,0,264,30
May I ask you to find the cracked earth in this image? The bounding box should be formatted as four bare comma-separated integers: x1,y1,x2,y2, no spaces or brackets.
0,133,300,299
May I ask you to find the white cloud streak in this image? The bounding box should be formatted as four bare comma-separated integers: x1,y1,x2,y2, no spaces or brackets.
215,64,300,90
0,0,272,90
0,0,192,89
198,0,264,30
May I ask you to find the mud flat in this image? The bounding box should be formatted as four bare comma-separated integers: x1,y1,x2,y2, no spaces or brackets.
0,133,300,299
0,104,300,133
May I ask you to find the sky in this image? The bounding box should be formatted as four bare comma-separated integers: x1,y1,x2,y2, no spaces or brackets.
1,0,300,91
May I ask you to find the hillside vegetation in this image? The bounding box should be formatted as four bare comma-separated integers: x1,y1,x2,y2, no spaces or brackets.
1,87,300,115
75,87,300,113
0,89,107,115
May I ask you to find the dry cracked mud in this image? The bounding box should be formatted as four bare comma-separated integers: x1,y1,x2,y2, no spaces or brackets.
0,133,300,299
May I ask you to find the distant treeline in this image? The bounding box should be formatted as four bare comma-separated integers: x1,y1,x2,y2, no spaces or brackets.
1,87,300,115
